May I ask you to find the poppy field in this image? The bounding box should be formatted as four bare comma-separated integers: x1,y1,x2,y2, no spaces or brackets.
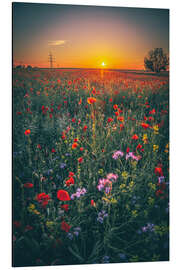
12,68,169,267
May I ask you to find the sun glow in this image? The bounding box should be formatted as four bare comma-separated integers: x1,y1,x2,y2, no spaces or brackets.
101,62,106,67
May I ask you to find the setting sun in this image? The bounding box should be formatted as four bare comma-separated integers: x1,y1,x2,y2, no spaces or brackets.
101,62,106,67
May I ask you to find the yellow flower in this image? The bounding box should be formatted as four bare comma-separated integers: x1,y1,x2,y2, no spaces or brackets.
128,181,134,188
148,182,156,190
120,184,126,189
132,210,138,217
153,144,159,152
46,221,54,228
142,134,148,144
148,197,155,205
121,171,129,180
153,125,159,134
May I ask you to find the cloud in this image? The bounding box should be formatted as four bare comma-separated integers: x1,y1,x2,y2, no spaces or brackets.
48,40,67,46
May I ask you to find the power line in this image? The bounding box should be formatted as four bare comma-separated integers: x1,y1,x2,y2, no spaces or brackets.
48,52,56,68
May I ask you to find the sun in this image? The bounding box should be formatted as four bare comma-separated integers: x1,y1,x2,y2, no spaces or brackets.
101,62,106,67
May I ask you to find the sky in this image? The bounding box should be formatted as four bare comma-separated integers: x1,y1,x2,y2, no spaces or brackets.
13,3,169,69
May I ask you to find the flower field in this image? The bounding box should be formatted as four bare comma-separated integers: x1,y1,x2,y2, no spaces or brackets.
12,68,169,266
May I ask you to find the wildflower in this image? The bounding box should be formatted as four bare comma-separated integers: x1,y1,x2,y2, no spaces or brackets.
141,122,150,129
117,116,124,122
57,190,71,201
97,178,112,194
106,173,118,182
72,118,76,123
23,182,34,188
61,221,71,232
153,145,159,152
97,210,108,223
112,150,124,159
60,163,66,169
71,188,87,199
158,176,165,184
132,134,139,140
67,233,73,240
83,125,88,132
107,117,113,123
154,167,163,176
72,142,78,149
87,97,96,104
153,125,159,134
37,144,41,149
143,133,148,144
51,148,56,153
78,157,83,163
68,172,74,177
91,199,96,207
24,129,31,135
36,193,50,207
80,147,84,151
65,177,75,187
136,144,143,150
149,108,156,115
121,171,129,179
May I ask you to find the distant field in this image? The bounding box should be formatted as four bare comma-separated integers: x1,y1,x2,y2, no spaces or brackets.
13,68,169,266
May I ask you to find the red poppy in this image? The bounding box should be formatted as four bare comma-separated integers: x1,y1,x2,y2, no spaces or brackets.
83,125,88,132
61,221,71,232
61,204,69,212
36,193,50,207
154,167,163,176
91,199,95,206
136,144,143,149
107,117,113,123
68,172,74,177
37,144,41,149
24,129,31,135
57,190,71,201
117,116,124,122
109,98,113,102
132,134,139,140
126,147,130,153
72,118,76,123
65,177,75,187
87,97,96,104
80,147,84,151
72,142,78,149
113,104,118,110
141,122,150,129
78,157,83,163
149,108,156,115
74,138,78,142
114,111,119,116
51,148,56,153
156,189,164,197
23,183,34,188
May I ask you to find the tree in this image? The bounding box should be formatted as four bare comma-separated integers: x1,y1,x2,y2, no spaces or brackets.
144,48,169,73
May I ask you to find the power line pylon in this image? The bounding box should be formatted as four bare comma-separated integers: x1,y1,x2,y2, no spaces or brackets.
48,52,55,68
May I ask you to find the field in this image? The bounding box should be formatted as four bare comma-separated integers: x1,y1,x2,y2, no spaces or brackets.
12,68,169,267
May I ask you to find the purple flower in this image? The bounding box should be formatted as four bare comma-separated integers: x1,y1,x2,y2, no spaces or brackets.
158,176,165,184
106,173,118,182
112,150,124,160
60,163,66,169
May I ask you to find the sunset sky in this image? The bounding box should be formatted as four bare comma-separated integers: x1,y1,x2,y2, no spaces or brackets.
13,3,169,69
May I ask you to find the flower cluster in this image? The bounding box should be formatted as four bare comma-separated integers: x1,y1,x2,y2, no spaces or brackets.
71,188,87,199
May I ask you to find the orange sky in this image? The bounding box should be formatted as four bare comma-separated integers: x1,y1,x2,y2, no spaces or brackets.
13,3,169,69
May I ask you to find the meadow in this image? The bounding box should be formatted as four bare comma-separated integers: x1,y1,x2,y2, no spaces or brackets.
12,68,169,267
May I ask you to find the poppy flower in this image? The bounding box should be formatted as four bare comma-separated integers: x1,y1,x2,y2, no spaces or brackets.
68,172,74,177
74,138,78,142
80,147,84,151
114,111,119,116
61,221,71,232
149,108,156,115
72,118,76,123
154,167,163,176
65,177,75,187
83,125,88,132
132,134,139,140
78,157,83,163
91,199,96,207
109,98,113,102
113,104,118,110
24,129,31,135
107,117,113,123
72,142,78,149
51,148,56,153
136,144,143,149
24,183,34,188
36,193,50,207
87,97,96,104
117,116,124,122
126,147,130,153
57,190,71,201
141,122,150,129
